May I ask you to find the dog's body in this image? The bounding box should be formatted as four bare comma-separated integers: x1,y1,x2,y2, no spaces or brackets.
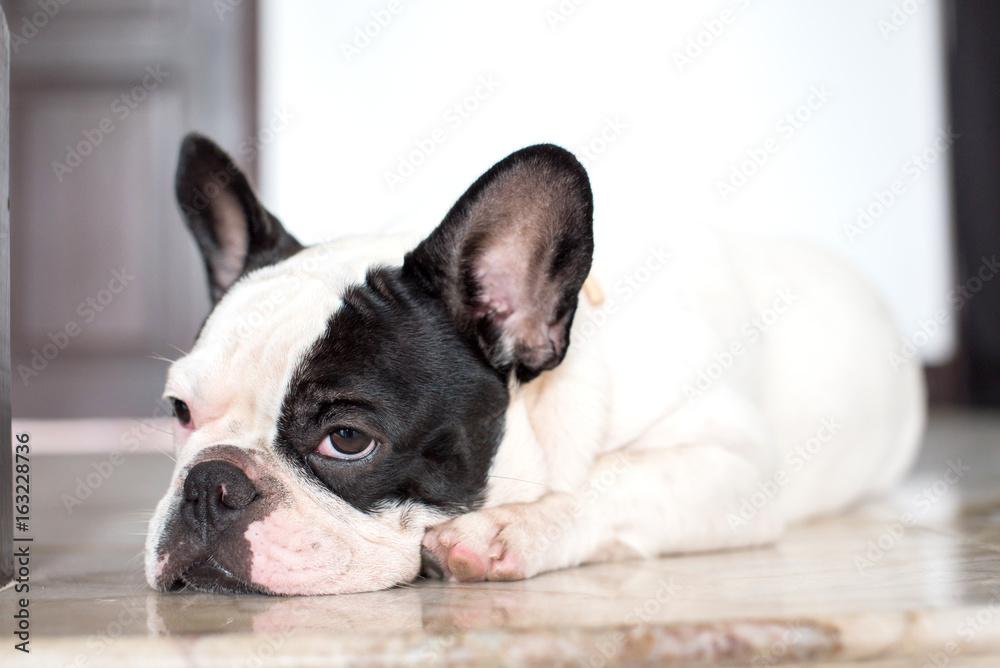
146,137,924,595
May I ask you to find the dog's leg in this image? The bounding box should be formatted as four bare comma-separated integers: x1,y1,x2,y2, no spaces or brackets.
422,437,785,582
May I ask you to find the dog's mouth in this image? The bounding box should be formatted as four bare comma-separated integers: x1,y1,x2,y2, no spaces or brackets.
169,556,274,596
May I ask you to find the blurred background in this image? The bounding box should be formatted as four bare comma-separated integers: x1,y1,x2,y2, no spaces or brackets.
3,0,998,443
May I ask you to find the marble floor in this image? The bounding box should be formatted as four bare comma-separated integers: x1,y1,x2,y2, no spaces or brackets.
2,410,1000,667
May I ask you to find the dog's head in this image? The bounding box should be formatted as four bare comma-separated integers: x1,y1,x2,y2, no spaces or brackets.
144,135,594,595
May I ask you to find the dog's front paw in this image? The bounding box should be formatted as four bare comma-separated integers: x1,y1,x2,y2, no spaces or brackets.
422,505,545,583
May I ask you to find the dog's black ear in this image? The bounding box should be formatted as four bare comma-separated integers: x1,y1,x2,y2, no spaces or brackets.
175,133,303,304
403,144,594,382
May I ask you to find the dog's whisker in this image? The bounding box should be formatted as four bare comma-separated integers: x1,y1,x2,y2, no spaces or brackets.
125,418,178,462
139,443,176,463
127,416,173,437
150,448,177,463
125,553,147,569
486,474,549,488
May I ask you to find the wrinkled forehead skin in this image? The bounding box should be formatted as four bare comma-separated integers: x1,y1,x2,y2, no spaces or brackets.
148,233,448,595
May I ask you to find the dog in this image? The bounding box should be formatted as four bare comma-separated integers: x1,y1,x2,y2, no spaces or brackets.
145,134,925,595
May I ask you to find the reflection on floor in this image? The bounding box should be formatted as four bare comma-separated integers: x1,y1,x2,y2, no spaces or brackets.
3,410,1000,667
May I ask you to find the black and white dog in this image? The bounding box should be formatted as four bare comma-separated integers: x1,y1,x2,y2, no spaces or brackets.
145,134,925,595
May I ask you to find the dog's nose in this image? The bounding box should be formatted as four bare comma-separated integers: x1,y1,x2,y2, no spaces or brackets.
182,460,258,543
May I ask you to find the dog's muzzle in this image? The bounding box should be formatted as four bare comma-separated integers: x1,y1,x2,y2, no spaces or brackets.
156,458,275,595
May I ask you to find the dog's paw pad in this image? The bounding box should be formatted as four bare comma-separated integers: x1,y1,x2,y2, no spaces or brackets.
447,543,489,581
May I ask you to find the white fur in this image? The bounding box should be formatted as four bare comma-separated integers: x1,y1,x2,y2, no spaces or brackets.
147,223,924,593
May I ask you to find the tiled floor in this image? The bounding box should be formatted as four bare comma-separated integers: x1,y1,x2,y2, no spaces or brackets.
3,411,1000,667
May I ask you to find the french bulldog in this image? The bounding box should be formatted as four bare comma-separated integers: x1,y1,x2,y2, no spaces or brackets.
145,134,925,595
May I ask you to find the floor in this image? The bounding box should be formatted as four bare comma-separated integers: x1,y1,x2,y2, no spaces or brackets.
3,411,1000,667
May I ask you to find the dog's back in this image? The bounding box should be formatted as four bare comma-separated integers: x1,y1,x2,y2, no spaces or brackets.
591,225,925,523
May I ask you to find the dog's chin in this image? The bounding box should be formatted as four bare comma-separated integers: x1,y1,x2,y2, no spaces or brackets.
171,557,276,596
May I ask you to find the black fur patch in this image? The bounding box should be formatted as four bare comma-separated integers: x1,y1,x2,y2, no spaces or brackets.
275,266,510,514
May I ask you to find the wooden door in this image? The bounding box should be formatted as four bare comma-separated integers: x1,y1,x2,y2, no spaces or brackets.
2,0,258,418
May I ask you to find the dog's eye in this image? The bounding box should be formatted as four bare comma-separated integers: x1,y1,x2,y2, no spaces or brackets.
171,398,192,428
316,428,377,460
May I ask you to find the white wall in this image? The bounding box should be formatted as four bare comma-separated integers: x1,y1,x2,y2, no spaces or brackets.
259,0,954,361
